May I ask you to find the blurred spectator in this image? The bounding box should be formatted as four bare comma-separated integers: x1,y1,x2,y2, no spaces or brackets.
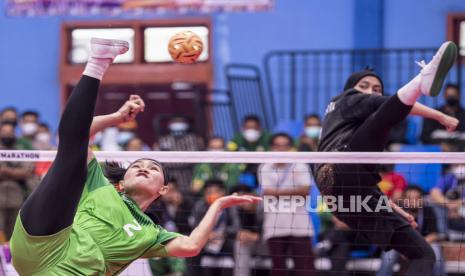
230,184,263,276
0,108,33,150
123,137,144,151
94,127,120,151
0,107,18,126
228,115,271,189
95,121,149,151
296,114,321,152
116,120,138,148
191,136,244,194
189,179,239,275
378,163,407,203
421,84,465,151
0,122,35,241
19,110,39,146
258,133,314,276
228,115,271,152
378,186,444,276
33,123,54,150
430,164,465,236
146,178,193,276
32,123,55,180
157,116,204,191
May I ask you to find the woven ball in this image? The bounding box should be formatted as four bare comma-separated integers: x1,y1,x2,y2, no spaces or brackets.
168,31,204,64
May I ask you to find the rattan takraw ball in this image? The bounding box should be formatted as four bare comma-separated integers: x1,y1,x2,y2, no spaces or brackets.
168,31,204,64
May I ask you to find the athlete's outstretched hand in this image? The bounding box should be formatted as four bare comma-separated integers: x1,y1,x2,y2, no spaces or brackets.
116,94,146,122
165,193,262,258
439,114,459,132
215,193,262,209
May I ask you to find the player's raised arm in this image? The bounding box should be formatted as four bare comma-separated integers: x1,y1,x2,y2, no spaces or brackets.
410,101,459,132
164,194,262,257
87,94,145,162
90,94,145,137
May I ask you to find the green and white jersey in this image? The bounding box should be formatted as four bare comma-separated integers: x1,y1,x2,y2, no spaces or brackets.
10,158,181,276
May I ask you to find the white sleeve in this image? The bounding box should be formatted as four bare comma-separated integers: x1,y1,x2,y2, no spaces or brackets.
293,163,312,188
258,164,275,188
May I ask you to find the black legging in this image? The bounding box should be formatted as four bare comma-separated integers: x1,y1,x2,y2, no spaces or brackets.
390,226,436,275
20,75,99,236
346,94,435,275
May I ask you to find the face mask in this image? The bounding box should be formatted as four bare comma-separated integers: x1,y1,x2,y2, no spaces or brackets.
169,122,189,132
21,122,38,136
1,137,16,148
117,131,135,146
243,129,261,143
446,97,460,107
36,132,51,144
305,126,321,139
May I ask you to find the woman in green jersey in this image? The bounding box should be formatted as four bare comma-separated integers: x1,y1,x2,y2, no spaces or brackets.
9,38,261,275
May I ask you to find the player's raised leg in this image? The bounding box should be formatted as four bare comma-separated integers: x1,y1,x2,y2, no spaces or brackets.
20,38,129,236
349,41,457,152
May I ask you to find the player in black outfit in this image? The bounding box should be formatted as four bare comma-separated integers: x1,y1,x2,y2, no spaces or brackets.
315,41,458,276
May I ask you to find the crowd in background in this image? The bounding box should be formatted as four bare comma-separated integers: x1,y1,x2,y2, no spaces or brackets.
0,83,465,275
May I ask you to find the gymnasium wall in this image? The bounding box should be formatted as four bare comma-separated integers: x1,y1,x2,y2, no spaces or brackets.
0,0,464,131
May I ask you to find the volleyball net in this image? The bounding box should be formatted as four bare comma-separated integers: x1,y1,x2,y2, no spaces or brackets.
1,150,465,275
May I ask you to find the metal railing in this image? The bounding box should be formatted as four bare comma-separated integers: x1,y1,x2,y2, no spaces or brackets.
225,64,276,130
263,48,463,124
220,48,464,140
203,89,239,141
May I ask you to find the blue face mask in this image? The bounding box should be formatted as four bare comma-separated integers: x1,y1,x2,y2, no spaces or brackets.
305,126,321,139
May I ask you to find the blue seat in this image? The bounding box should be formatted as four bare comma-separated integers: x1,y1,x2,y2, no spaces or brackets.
272,120,304,139
351,250,371,258
393,144,442,192
405,117,419,145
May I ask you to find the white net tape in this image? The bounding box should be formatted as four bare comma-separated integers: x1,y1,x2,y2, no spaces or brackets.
1,150,465,163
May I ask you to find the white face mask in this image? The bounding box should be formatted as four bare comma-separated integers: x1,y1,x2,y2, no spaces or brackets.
21,122,38,136
305,126,321,139
243,129,261,142
36,132,51,144
169,122,189,132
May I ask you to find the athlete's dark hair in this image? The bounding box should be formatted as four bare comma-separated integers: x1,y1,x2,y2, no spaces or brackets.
103,159,168,186
344,67,384,94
